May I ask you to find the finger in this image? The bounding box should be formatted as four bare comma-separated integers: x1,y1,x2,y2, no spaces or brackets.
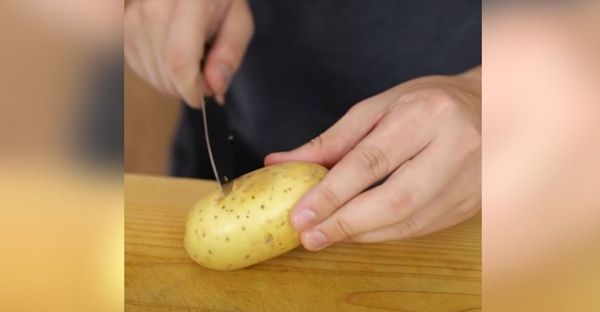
411,199,480,237
164,0,210,108
350,198,480,243
203,0,254,104
139,0,178,96
302,137,469,251
345,203,449,243
264,83,437,167
265,95,391,167
348,151,481,242
288,104,438,232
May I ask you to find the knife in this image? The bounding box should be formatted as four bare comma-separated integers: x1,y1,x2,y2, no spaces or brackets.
201,98,233,195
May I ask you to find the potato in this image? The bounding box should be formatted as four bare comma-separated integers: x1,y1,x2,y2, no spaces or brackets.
184,162,327,270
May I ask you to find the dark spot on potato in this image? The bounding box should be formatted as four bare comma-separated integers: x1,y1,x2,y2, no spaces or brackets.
244,254,250,260
288,187,292,191
260,204,265,210
264,233,273,245
225,237,229,242
280,221,285,226
199,218,203,222
214,215,218,220
222,205,226,210
193,254,198,258
246,215,249,219
278,242,282,246
202,231,206,238
269,197,273,201
208,250,212,255
251,196,255,200
241,226,246,231
236,215,240,219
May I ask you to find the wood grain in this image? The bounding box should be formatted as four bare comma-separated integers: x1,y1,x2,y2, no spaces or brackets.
125,174,481,312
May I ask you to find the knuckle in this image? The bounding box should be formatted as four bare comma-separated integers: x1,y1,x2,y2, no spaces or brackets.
333,217,356,239
216,44,244,69
356,146,389,180
405,87,458,117
164,49,191,77
397,217,421,237
140,0,166,22
318,185,342,210
344,235,358,243
308,135,324,150
388,189,414,217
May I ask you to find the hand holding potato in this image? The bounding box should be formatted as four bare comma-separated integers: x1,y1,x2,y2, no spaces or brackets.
266,67,482,250
124,0,254,107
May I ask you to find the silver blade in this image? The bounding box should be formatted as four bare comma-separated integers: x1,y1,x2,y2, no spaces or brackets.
201,99,223,192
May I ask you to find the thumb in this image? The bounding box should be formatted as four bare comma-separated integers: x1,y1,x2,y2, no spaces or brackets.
204,0,254,104
265,101,387,168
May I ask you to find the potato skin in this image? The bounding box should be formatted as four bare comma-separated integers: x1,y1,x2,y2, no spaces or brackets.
184,162,327,270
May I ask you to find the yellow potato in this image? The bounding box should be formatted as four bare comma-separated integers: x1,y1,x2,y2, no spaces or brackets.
184,162,327,270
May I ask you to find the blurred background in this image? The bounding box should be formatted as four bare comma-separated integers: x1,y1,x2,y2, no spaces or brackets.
124,0,179,176
483,1,600,311
0,0,123,311
125,61,179,175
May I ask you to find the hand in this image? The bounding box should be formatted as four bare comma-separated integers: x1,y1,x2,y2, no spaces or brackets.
266,68,482,250
124,0,254,107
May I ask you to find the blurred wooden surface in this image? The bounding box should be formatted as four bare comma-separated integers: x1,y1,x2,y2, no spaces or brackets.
125,174,481,312
124,65,180,175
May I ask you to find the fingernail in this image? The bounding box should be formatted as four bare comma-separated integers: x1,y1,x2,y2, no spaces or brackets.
292,209,317,231
218,62,232,92
215,94,225,106
303,230,328,250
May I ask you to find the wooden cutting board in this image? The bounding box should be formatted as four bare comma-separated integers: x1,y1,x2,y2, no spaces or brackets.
125,174,481,311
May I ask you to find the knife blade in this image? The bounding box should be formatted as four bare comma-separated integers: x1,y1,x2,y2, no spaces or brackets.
201,98,233,194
